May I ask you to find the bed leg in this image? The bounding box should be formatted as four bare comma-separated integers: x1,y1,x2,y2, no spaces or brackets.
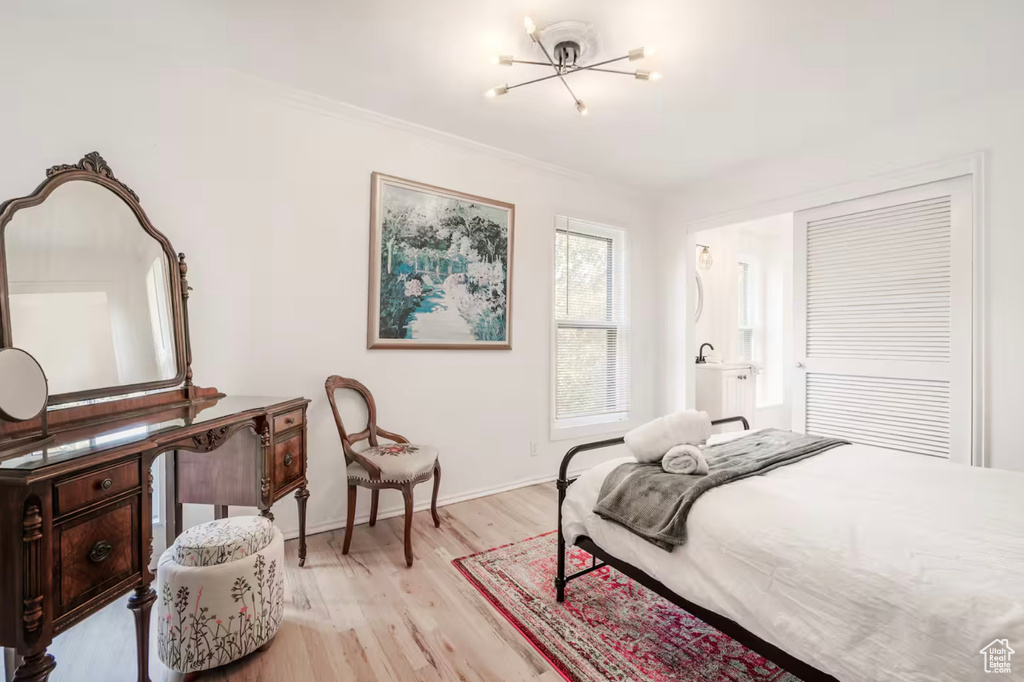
555,532,566,602
555,478,567,603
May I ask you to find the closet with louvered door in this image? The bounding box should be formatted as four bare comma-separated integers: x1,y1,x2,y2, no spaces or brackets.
793,176,973,463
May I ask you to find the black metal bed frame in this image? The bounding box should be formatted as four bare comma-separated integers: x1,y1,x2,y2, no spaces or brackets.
554,416,839,682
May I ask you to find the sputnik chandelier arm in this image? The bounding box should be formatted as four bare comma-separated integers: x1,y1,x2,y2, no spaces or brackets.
485,17,661,114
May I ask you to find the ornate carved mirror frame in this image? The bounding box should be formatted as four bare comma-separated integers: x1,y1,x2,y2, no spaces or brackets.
0,152,194,406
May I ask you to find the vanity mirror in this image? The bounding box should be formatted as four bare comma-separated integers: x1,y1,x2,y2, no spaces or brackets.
0,347,54,459
0,347,47,422
0,152,188,404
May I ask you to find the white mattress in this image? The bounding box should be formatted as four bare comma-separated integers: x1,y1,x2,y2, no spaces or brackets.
562,432,1024,682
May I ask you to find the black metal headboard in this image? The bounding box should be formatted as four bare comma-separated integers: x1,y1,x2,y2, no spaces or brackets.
556,415,748,483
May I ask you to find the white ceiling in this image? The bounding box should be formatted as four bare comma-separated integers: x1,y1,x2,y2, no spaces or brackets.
11,0,1024,189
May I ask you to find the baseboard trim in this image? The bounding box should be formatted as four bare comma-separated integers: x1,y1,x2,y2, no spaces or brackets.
277,467,589,541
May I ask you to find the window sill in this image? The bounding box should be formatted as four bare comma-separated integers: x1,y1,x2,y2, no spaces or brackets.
551,412,630,442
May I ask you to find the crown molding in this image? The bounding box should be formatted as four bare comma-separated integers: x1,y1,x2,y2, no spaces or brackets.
225,69,645,199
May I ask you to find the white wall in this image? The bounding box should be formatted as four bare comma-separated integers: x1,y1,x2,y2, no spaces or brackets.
0,57,657,536
657,85,1024,471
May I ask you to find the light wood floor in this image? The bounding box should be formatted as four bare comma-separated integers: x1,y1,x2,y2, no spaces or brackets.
34,482,563,682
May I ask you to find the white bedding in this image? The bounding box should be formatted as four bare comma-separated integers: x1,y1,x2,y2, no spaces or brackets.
562,431,1024,682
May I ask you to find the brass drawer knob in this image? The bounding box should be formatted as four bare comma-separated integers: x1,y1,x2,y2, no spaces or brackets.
100,478,113,490
285,417,296,425
283,452,294,467
89,540,113,563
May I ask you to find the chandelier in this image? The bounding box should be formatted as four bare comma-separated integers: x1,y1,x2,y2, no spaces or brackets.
486,18,661,115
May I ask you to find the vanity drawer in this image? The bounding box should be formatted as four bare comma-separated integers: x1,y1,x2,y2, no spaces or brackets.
273,432,304,489
57,497,139,614
273,409,304,433
55,460,140,516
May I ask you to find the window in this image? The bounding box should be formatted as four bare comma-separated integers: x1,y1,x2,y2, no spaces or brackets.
553,217,630,431
737,261,754,362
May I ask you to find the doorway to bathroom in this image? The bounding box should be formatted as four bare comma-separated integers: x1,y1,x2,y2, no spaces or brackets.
692,213,793,429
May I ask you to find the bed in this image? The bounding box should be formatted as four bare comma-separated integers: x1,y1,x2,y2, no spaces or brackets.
555,418,1024,682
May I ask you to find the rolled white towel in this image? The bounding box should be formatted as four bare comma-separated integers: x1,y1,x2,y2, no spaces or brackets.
624,410,712,463
662,443,709,475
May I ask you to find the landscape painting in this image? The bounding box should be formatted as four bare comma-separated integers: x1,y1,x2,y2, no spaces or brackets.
368,173,515,349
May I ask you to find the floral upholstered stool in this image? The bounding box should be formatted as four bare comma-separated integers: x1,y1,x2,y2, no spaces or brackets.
156,516,285,677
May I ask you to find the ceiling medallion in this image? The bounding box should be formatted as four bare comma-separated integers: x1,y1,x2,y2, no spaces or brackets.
486,17,661,115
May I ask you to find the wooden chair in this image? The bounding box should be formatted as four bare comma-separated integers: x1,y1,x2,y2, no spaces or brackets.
324,376,441,567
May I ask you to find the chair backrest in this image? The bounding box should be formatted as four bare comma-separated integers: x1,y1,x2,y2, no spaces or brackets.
324,376,380,464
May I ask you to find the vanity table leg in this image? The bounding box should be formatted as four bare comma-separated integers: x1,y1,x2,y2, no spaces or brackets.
11,649,55,682
127,585,156,682
259,508,275,522
295,485,310,567
214,505,228,520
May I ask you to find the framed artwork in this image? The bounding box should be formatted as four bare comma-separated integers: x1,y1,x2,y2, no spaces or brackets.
367,172,515,349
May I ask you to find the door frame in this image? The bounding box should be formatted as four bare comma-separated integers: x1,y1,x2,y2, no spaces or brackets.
684,152,986,466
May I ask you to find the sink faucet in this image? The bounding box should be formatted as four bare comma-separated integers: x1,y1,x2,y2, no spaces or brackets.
696,343,714,364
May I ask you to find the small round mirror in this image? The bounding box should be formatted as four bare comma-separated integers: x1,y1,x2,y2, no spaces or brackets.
0,348,48,421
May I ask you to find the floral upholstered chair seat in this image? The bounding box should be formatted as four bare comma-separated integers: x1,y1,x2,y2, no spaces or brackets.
157,516,285,675
172,515,276,567
348,442,438,483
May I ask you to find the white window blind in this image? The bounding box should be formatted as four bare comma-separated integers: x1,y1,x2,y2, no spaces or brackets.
554,217,630,424
737,261,753,362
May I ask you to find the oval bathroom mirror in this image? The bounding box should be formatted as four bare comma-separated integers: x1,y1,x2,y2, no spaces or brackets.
694,271,704,323
0,348,48,422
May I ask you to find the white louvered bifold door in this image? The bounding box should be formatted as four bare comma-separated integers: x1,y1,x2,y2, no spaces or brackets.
793,176,973,463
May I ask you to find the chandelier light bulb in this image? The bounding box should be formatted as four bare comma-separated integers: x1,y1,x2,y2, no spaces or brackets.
576,100,588,115
524,17,537,36
497,55,514,66
635,70,663,82
485,85,509,98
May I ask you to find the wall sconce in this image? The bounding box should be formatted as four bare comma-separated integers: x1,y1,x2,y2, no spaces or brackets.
697,244,713,270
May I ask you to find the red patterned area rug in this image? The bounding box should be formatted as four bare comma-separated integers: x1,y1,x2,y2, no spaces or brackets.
453,532,799,682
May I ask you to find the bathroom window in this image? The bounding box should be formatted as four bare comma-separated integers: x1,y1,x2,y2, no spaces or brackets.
737,261,754,362
553,217,630,433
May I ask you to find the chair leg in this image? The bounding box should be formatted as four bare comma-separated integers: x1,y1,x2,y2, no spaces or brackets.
369,490,379,527
431,461,441,528
343,484,357,555
402,484,414,567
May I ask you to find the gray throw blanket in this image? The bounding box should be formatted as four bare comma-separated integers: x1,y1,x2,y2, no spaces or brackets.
593,429,849,551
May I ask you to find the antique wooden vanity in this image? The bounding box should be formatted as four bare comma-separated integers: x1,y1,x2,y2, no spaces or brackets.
0,153,310,681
